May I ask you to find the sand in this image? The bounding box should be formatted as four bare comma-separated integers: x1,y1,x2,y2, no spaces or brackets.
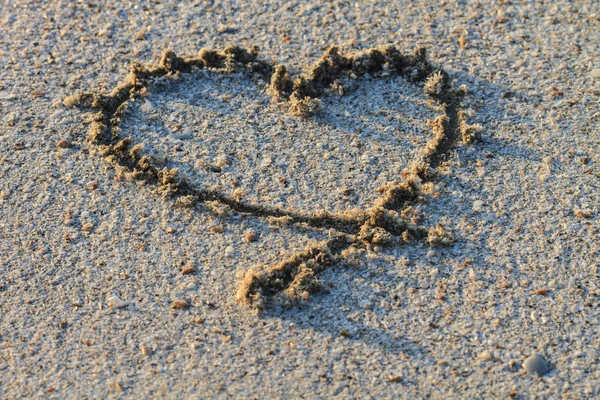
0,0,599,398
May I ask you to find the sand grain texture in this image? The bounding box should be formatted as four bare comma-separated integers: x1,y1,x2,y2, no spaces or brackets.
0,0,599,398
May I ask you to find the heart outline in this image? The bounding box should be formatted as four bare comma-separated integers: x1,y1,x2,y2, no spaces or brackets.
66,44,481,309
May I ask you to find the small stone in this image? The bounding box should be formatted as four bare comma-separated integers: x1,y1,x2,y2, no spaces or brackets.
140,345,153,356
38,246,50,255
260,157,272,168
479,350,493,361
82,223,94,232
210,225,223,234
591,69,600,79
243,232,257,243
181,266,195,275
340,329,352,338
575,209,592,219
523,353,549,376
224,246,235,257
172,300,190,309
217,23,236,34
473,200,484,212
140,100,154,113
107,295,127,308
57,139,74,149
87,181,99,190
468,268,478,281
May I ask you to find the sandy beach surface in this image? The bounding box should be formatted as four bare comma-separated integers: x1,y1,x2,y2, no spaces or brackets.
1,0,599,398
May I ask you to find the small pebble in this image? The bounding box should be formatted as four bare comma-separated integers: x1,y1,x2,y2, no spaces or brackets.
172,300,190,309
181,266,195,275
140,100,154,113
243,232,257,243
340,329,352,338
57,139,74,149
260,157,272,168
468,268,478,281
473,200,484,212
82,223,94,232
107,295,127,308
210,225,223,234
523,353,549,376
479,350,493,361
87,181,99,190
140,345,153,356
591,69,600,79
575,209,592,219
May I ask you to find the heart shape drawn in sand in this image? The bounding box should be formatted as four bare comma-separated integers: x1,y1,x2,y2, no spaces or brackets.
66,45,481,309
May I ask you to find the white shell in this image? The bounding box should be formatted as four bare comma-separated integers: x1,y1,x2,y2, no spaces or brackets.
107,295,127,308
